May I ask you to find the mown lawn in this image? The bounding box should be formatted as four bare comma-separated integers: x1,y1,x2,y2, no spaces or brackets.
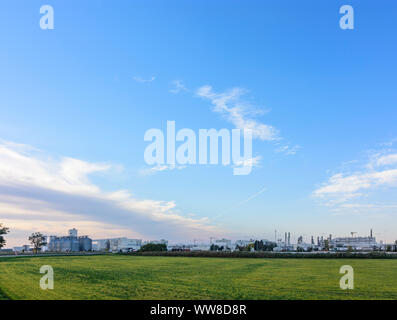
0,255,396,300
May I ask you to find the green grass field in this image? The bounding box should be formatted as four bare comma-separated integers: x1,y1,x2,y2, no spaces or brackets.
0,255,396,300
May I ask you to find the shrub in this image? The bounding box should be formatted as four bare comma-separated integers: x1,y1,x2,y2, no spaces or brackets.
139,243,167,252
124,250,397,259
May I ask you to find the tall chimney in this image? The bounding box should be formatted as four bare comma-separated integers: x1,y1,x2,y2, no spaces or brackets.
288,232,291,245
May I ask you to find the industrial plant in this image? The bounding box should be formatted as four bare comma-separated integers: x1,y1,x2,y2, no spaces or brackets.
9,228,397,254
48,228,92,252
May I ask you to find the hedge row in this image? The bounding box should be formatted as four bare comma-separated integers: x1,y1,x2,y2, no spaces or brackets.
125,251,397,259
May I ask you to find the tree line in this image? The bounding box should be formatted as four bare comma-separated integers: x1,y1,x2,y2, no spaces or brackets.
0,223,47,253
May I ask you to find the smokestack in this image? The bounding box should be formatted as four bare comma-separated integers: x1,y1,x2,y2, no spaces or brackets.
329,234,332,241
288,232,291,245
311,236,314,245
370,229,373,238
285,232,287,244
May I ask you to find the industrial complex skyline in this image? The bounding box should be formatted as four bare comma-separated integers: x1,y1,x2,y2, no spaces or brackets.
8,227,394,255
7,226,394,253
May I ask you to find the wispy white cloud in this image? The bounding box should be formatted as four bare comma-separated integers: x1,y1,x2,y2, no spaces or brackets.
276,144,300,155
133,76,156,83
0,141,222,247
381,137,397,148
232,156,262,169
376,154,397,166
313,150,397,209
196,85,279,141
139,164,186,176
170,80,189,94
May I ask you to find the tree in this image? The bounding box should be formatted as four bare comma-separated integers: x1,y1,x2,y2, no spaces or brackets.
0,223,9,249
235,245,249,252
210,244,226,251
29,232,47,254
324,239,330,251
139,243,167,252
210,244,220,251
254,240,263,251
254,240,277,252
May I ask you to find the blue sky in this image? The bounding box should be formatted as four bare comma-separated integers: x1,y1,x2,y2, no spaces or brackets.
1,0,397,247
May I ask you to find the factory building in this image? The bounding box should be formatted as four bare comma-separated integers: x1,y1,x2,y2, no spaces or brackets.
48,229,92,252
331,237,379,251
331,230,378,251
92,237,142,252
78,236,93,251
273,232,294,251
168,243,211,251
12,245,32,253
